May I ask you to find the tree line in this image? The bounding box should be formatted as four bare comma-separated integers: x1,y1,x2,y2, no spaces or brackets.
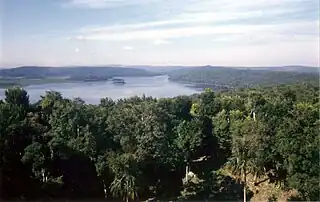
168,66,319,88
1,83,319,201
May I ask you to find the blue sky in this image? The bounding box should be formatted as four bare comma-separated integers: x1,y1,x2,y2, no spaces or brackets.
1,0,319,67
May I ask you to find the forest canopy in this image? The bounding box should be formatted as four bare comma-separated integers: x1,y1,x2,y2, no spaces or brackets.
0,83,319,201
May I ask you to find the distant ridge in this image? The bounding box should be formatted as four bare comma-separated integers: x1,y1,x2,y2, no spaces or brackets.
0,66,158,78
229,65,319,73
111,65,319,73
0,65,318,78
167,65,319,88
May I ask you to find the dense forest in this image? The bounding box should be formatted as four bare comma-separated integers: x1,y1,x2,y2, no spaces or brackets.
168,66,319,88
1,83,319,201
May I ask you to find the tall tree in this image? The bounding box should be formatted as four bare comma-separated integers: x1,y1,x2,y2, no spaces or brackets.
5,87,29,108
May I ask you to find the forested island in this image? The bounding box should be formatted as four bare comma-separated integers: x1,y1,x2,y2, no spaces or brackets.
1,83,319,201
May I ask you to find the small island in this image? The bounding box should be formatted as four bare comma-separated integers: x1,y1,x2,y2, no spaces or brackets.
112,78,125,84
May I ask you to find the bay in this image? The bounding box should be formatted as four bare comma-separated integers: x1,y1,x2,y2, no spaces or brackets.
0,75,200,104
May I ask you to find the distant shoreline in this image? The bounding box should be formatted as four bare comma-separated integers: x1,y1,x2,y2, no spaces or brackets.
0,75,167,89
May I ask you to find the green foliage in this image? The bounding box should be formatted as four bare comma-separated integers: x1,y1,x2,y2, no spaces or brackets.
177,118,206,162
21,142,49,181
108,152,140,202
168,66,319,88
274,102,319,200
5,87,29,107
0,83,319,201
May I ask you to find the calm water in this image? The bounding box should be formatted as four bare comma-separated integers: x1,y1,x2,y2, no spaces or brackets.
0,76,200,104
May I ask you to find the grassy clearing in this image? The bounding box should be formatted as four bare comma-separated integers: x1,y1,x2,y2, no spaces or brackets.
219,168,299,202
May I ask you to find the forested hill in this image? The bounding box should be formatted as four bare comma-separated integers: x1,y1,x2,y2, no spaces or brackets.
230,65,319,73
1,83,319,201
168,66,319,88
0,66,157,78
136,65,319,73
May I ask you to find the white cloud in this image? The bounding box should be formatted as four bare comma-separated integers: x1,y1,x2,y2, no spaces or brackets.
71,0,318,45
153,39,170,45
183,0,308,13
65,0,308,11
123,45,134,50
77,9,285,34
64,0,159,9
73,21,318,43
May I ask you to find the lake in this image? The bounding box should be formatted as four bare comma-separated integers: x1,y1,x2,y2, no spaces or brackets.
0,75,201,104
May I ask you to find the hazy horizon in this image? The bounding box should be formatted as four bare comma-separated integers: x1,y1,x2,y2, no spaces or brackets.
0,64,319,69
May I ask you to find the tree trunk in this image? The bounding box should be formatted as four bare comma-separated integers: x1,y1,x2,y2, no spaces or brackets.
185,164,189,182
41,168,48,183
243,182,246,202
253,172,257,184
103,179,107,198
243,167,247,202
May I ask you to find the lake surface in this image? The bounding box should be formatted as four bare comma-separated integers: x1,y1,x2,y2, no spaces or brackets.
0,76,201,104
